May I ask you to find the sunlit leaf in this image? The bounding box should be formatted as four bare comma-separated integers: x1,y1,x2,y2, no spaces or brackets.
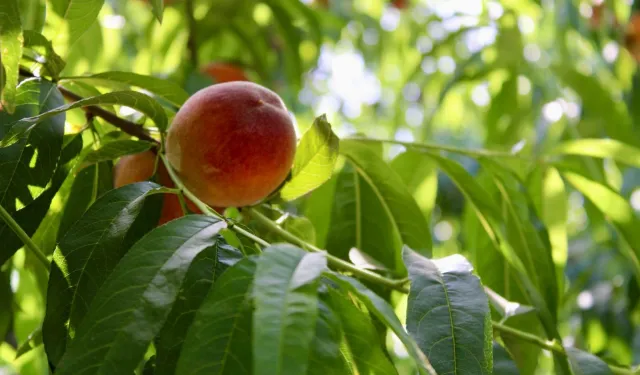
0,90,167,147
54,0,106,51
23,30,65,79
390,150,437,223
253,245,327,375
15,326,42,359
55,216,227,374
0,0,23,113
550,138,640,169
280,115,339,201
403,248,493,375
62,71,189,107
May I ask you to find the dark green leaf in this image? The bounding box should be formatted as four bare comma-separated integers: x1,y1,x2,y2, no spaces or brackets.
326,273,438,375
55,216,227,374
0,270,11,343
265,1,303,91
43,182,165,366
493,342,520,375
62,71,189,107
253,245,327,375
149,0,164,23
0,90,168,147
282,215,316,245
0,0,22,113
566,348,613,375
23,31,65,79
18,0,45,32
403,247,492,375
280,115,339,201
307,292,351,375
82,140,154,165
154,242,243,375
175,258,257,375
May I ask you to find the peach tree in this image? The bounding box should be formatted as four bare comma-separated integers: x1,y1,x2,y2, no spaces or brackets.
1,0,640,374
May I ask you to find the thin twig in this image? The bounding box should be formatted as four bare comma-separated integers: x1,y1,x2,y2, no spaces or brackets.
0,203,50,271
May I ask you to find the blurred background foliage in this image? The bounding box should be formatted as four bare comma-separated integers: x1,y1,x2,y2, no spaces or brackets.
4,0,640,374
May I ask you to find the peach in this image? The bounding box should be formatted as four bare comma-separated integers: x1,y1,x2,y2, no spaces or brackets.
113,150,205,225
391,0,408,9
201,62,249,83
625,13,640,62
165,81,296,208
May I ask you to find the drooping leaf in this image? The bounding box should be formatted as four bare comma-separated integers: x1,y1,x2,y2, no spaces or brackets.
81,139,154,165
0,0,23,113
43,182,165,366
326,273,438,375
154,242,243,375
175,258,257,375
61,71,189,107
326,287,397,375
15,326,43,359
390,150,438,223
253,245,327,375
54,0,106,51
0,90,168,147
561,171,640,280
403,248,492,375
307,292,352,375
55,216,228,375
280,115,339,201
566,348,613,375
550,138,640,169
149,0,164,23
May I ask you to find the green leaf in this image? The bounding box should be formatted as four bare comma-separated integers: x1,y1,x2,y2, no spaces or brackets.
390,150,438,223
307,292,352,375
0,90,168,147
282,215,317,245
175,258,257,375
336,140,432,260
253,245,327,375
403,247,493,375
154,242,243,375
56,162,114,240
150,0,164,23
19,0,46,32
0,0,23,113
55,216,227,374
264,1,303,91
23,30,65,79
561,171,640,281
326,273,438,375
550,138,640,169
566,348,613,375
82,139,154,165
0,270,11,345
54,0,106,51
62,71,189,107
15,326,43,359
326,287,397,375
493,342,520,375
43,182,165,366
280,115,339,201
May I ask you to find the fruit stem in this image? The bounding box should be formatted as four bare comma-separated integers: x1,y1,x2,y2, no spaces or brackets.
344,137,529,159
159,154,269,249
245,207,410,293
0,203,50,271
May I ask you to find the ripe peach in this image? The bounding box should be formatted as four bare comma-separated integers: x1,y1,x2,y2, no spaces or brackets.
165,81,296,208
201,62,249,83
391,0,408,9
113,150,205,225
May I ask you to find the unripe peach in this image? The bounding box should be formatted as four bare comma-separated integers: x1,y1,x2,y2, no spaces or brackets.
165,81,296,208
113,150,205,225
201,62,249,83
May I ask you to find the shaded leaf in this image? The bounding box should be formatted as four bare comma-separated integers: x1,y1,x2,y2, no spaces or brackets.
43,182,165,366
280,115,339,201
307,292,352,375
566,348,613,375
493,342,520,375
175,258,257,375
1,90,167,147
0,0,22,113
55,216,227,374
150,0,164,23
23,30,65,79
403,248,492,375
154,242,243,375
326,273,438,375
253,245,327,375
62,71,189,107
15,326,42,359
